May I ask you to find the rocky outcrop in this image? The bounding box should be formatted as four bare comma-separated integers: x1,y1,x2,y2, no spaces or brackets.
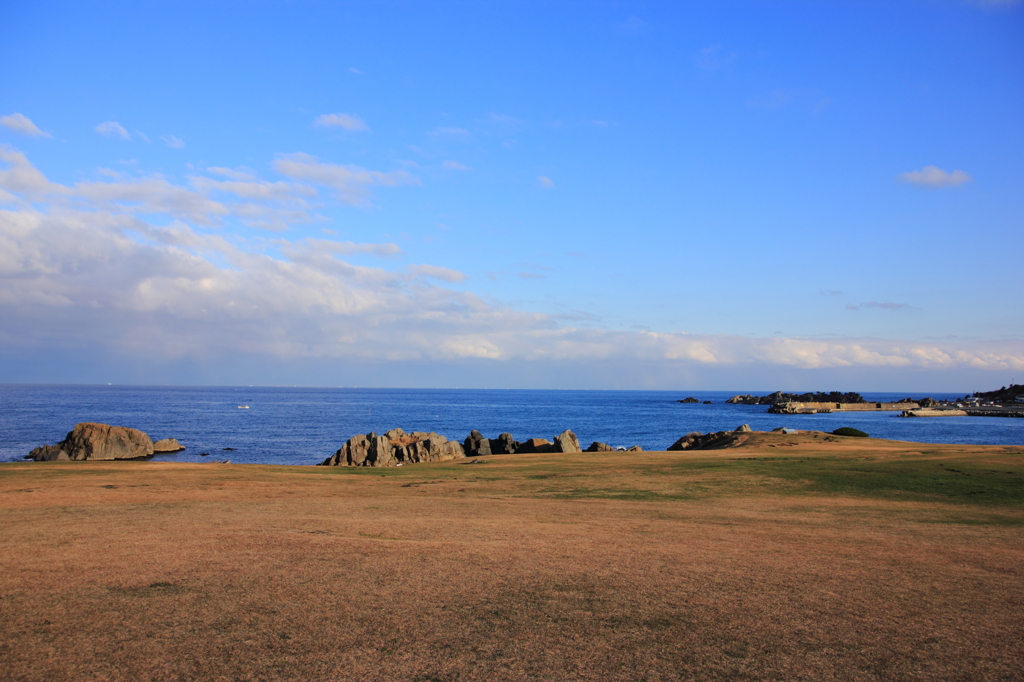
321,428,464,467
463,430,580,456
702,401,713,404
153,438,185,453
585,441,615,452
727,391,866,405
517,438,554,454
553,429,581,453
464,430,492,457
973,384,1024,403
491,432,520,455
734,424,752,433
26,444,69,461
626,445,643,452
667,431,741,451
27,423,154,461
677,397,700,404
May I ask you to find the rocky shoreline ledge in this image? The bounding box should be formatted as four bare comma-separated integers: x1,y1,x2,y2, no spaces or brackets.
24,422,783,467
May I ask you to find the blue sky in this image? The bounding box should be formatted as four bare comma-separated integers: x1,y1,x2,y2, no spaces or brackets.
1,0,1022,390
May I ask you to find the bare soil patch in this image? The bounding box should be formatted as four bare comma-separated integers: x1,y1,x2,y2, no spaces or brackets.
1,434,1022,681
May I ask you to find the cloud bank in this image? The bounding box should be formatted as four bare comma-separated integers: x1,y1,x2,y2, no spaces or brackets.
0,146,1021,387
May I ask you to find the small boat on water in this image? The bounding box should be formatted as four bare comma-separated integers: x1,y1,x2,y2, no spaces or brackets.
237,405,250,409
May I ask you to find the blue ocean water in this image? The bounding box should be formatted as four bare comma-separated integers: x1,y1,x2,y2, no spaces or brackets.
1,385,1021,465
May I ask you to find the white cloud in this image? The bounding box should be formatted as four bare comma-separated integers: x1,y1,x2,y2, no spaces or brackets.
314,113,370,131
2,147,1021,380
0,146,58,195
206,167,256,181
899,165,972,187
162,135,185,149
409,264,467,282
538,175,555,188
0,113,50,137
301,238,401,257
441,160,471,171
273,152,418,205
95,121,130,139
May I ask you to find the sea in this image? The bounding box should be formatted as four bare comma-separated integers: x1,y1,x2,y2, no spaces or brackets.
1,385,1021,466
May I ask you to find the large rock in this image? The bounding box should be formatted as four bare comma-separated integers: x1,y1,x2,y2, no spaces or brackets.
516,438,553,454
585,441,615,452
553,429,581,453
26,444,69,461
321,428,464,467
153,438,185,453
667,431,739,451
734,424,752,433
464,430,492,457
490,432,520,455
27,423,154,461
677,397,700,404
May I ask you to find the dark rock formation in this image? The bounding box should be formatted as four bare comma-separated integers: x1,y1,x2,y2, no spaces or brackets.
702,400,713,404
585,441,615,452
153,438,185,453
321,428,464,467
464,430,492,457
553,429,581,453
726,391,866,405
490,432,520,455
28,423,154,461
677,397,700,403
667,431,741,451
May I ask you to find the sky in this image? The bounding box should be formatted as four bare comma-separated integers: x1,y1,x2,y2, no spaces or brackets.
0,0,1022,391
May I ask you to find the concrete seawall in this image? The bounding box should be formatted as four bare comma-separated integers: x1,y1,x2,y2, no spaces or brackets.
899,409,969,418
769,401,919,415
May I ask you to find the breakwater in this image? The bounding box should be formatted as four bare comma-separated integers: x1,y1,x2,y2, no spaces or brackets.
769,401,919,414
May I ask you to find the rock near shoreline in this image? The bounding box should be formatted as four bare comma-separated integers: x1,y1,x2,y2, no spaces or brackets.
321,428,585,467
27,423,155,461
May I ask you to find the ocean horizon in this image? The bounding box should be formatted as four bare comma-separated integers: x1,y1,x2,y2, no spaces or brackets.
3,384,1021,466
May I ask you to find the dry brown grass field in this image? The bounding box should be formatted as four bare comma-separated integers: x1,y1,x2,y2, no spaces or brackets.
2,431,1023,681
